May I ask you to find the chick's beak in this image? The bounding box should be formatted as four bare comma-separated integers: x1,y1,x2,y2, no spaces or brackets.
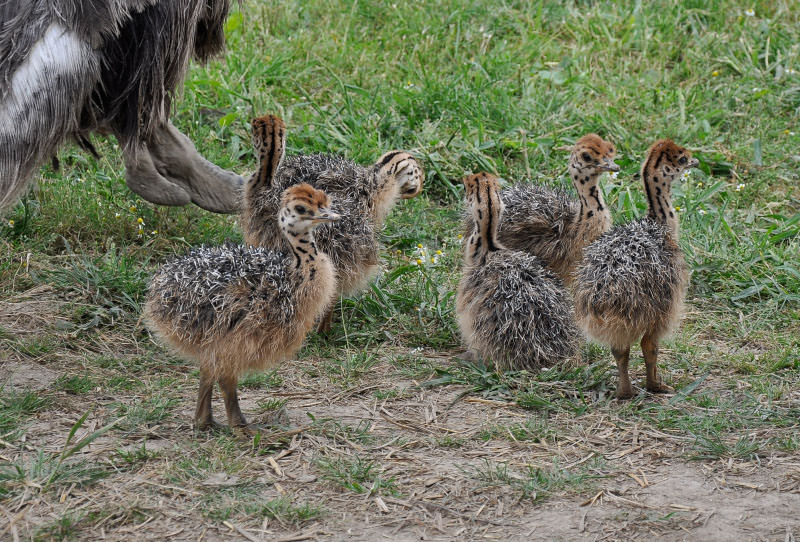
688,157,700,168
600,158,620,172
401,184,421,198
312,208,340,223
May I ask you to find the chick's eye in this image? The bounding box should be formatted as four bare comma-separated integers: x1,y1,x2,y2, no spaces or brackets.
295,205,306,214
678,156,688,165
581,152,592,162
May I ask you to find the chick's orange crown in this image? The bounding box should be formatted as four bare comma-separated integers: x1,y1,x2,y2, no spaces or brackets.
282,183,331,210
574,133,616,159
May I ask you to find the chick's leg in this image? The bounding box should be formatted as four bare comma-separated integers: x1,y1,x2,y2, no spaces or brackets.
195,367,219,430
317,307,334,334
611,346,634,399
219,374,248,428
642,333,674,394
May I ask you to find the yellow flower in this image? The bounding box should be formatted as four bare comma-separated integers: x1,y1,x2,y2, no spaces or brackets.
711,70,719,77
430,257,436,263
417,243,423,248
151,230,158,235
137,217,144,224
436,250,443,255
457,234,463,239
675,206,682,212
8,219,14,226
416,258,423,265
129,206,136,212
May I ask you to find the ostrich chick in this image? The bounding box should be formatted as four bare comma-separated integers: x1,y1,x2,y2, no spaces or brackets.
241,124,424,332
145,117,340,430
456,172,579,371
574,140,698,399
465,134,618,285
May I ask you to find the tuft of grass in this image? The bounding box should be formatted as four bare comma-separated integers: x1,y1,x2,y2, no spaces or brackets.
205,487,323,525
691,434,761,461
323,351,380,386
309,415,375,446
245,497,324,525
0,389,50,439
53,374,95,395
113,397,178,432
166,434,247,484
480,417,553,443
256,397,288,413
113,442,161,467
472,459,602,502
317,455,397,496
15,335,60,358
391,354,438,381
33,511,84,542
1,411,119,498
36,248,149,324
239,369,283,390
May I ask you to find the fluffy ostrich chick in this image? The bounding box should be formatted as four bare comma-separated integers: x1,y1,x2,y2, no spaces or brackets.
241,120,424,332
574,140,698,399
456,172,579,371
464,134,618,285
144,116,339,430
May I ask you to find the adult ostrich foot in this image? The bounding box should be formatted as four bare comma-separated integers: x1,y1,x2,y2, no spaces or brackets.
123,121,244,213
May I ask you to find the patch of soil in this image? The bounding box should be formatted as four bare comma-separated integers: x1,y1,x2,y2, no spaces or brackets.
0,359,60,391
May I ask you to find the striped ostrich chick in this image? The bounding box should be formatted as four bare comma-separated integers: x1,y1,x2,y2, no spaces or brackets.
456,172,579,371
241,119,424,331
144,119,340,430
463,134,618,285
574,140,699,399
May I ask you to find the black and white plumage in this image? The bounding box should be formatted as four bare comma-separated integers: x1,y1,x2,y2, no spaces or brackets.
145,244,298,346
574,139,698,399
576,219,687,347
456,172,579,371
0,0,242,213
462,134,618,285
241,143,423,331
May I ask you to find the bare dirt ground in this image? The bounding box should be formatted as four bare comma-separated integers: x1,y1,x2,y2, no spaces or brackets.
1,290,799,542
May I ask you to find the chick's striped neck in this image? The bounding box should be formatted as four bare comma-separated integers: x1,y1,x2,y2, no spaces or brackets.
570,163,607,221
281,211,321,277
642,164,679,237
466,181,503,265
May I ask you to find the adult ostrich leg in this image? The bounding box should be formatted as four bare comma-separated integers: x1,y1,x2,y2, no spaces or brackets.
0,0,243,213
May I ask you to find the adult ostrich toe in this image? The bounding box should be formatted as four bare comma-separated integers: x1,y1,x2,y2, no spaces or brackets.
0,0,243,214
123,121,244,213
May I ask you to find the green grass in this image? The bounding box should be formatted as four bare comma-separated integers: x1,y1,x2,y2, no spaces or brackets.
317,455,398,496
240,369,283,390
2,0,798,334
1,0,799,537
53,374,95,395
112,397,178,432
471,458,603,502
0,390,49,440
